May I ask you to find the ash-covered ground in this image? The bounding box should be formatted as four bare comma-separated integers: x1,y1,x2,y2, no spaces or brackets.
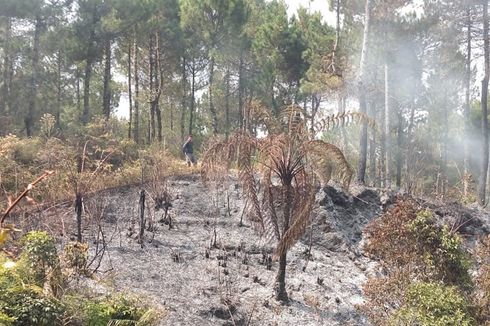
75,175,488,325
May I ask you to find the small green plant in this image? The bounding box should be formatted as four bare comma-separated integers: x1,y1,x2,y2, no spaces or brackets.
392,282,475,326
361,199,475,324
18,231,60,287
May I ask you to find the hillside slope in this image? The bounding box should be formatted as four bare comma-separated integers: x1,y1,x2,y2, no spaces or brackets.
83,175,488,325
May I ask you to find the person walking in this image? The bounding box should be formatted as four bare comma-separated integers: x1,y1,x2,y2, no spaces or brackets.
182,135,196,167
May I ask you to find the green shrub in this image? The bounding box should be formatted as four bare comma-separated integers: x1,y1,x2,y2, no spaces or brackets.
64,294,159,326
18,231,60,286
392,282,475,326
0,286,64,326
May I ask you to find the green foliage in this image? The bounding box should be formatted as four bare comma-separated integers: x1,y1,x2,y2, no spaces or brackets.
18,231,60,286
62,241,89,274
392,282,475,326
361,199,474,324
64,294,160,326
0,286,64,326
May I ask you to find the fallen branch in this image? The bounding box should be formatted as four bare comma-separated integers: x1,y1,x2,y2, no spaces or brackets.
1,170,55,226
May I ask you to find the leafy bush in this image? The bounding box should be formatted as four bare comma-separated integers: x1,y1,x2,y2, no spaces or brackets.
64,294,160,326
0,286,64,326
392,282,475,326
360,198,475,324
18,231,60,287
475,235,490,324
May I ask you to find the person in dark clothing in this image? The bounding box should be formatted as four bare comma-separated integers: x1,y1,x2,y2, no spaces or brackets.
182,135,196,167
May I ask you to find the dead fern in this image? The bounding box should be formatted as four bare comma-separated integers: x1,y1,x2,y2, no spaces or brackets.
201,103,353,302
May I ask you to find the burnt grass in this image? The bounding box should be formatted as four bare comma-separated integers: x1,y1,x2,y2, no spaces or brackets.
60,175,488,325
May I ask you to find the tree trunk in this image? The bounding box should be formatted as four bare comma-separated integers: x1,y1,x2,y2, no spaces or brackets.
139,189,145,248
128,39,133,139
181,56,187,140
275,183,292,303
76,193,83,242
82,6,97,126
134,36,140,144
155,32,163,142
405,103,416,194
396,110,403,190
102,38,112,121
149,34,155,142
384,63,392,189
189,63,196,136
479,0,489,206
369,100,377,187
56,50,62,129
225,69,230,139
209,57,218,134
238,49,244,129
26,15,42,136
1,17,11,114
356,0,372,184
464,6,472,197
331,0,341,73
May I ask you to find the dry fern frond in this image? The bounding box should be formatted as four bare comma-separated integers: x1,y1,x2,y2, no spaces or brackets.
306,140,353,190
273,185,316,259
313,111,376,134
248,101,280,134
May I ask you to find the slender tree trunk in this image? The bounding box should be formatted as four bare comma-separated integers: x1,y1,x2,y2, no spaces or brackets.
134,37,140,144
102,38,112,121
82,6,97,126
149,35,155,142
479,0,489,206
405,103,416,194
380,96,386,188
331,0,341,73
170,102,174,131
1,17,11,114
464,6,472,197
238,49,245,129
155,33,163,142
209,57,218,134
384,63,392,189
138,189,145,248
369,100,377,187
76,193,83,242
275,183,292,303
189,65,196,136
128,39,133,139
181,56,187,140
56,50,62,129
396,110,403,190
356,0,372,184
225,69,230,139
26,15,42,136
440,93,449,199
76,68,81,115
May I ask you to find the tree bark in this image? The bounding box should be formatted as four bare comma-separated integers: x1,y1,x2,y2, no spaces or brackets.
181,56,187,140
128,39,133,139
149,34,156,142
396,110,403,190
82,5,97,126
1,17,11,114
369,100,377,187
134,36,140,144
384,63,392,189
225,69,230,139
76,193,83,242
102,38,112,121
464,6,472,197
209,57,218,134
275,183,292,303
238,49,245,129
26,15,42,136
189,63,196,136
356,0,372,184
55,50,62,129
479,0,489,206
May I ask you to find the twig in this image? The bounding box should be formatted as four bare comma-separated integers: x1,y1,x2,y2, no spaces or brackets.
1,170,55,226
